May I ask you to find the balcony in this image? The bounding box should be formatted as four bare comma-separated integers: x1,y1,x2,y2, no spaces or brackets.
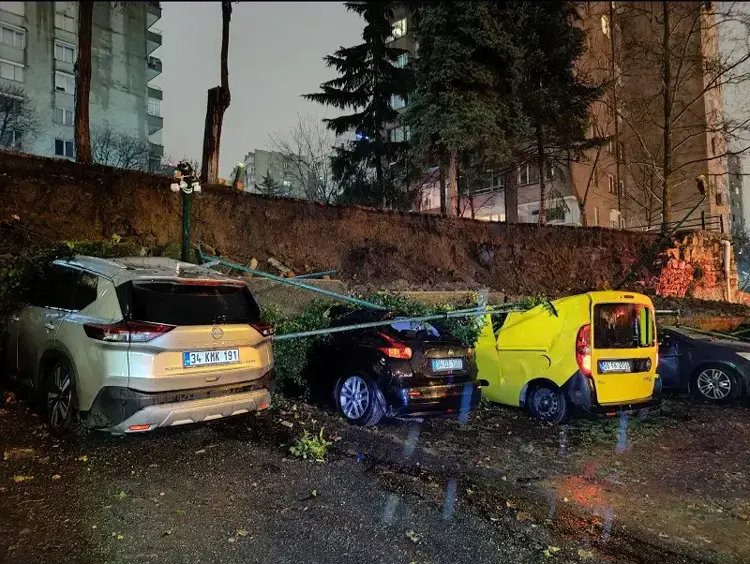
147,1,161,30
146,55,162,81
147,85,162,100
146,28,162,55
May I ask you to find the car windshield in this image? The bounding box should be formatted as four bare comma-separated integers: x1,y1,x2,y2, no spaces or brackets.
593,303,654,349
120,281,260,326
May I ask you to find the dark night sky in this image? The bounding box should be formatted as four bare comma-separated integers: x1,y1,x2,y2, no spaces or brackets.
154,2,361,176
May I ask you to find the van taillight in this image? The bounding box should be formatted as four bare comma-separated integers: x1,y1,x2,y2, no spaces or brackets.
376,331,413,360
251,322,275,338
83,321,175,343
576,324,592,376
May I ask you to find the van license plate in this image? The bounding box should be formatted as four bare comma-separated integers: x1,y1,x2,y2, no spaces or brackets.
432,358,463,371
599,360,632,373
183,349,240,368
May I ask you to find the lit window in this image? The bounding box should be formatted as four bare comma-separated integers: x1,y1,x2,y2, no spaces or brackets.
55,41,77,64
55,12,76,33
394,53,408,68
391,18,407,40
55,71,75,94
148,97,161,117
282,180,291,188
54,107,74,126
601,14,610,37
390,94,406,110
608,174,615,194
0,59,23,82
54,139,75,158
0,24,25,49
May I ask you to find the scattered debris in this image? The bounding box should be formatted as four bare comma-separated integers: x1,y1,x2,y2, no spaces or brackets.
269,258,292,276
237,529,249,537
405,530,423,544
279,421,294,429
543,545,560,558
12,475,33,483
77,455,89,463
3,448,34,461
51,474,61,481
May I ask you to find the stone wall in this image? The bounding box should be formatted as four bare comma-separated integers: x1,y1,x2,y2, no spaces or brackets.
0,151,739,302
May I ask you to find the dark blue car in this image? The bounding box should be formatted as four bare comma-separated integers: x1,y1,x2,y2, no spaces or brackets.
658,326,750,403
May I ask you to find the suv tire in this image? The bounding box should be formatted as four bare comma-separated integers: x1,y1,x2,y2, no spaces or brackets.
44,358,85,437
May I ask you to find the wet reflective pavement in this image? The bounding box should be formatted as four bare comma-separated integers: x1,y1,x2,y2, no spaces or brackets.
1,392,748,563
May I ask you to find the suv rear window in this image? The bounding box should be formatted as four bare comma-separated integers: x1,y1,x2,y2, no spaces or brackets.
117,281,260,326
593,303,654,349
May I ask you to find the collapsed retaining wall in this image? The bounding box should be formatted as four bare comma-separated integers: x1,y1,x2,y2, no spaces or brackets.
0,151,739,301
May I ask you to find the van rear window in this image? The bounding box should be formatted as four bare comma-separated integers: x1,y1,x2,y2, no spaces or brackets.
593,303,654,349
117,281,260,326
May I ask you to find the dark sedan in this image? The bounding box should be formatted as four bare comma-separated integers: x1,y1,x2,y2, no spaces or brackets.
307,307,485,426
658,326,750,403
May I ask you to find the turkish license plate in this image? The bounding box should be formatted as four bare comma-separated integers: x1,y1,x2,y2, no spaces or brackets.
599,360,632,373
183,349,240,368
432,358,464,372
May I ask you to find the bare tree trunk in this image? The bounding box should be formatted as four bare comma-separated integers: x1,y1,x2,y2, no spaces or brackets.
448,149,459,217
74,0,94,165
661,0,672,233
439,154,447,215
505,166,519,223
201,1,233,183
537,123,546,225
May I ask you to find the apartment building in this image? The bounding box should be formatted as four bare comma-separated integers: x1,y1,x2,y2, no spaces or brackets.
393,3,728,231
240,149,306,198
0,1,163,168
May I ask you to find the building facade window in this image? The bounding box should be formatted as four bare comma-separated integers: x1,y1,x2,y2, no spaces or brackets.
389,18,407,41
0,24,25,49
0,129,21,150
55,71,75,94
0,59,24,82
601,14,610,37
147,97,161,117
619,179,625,196
54,106,74,126
594,207,599,226
54,138,75,158
608,174,615,194
54,41,76,64
390,94,406,110
518,163,530,185
388,125,410,142
55,12,76,33
716,189,724,206
394,53,408,68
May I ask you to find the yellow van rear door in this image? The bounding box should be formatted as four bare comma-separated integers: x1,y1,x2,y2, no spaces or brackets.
590,302,656,404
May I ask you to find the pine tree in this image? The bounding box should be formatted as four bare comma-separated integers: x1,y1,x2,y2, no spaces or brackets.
303,1,411,206
404,1,530,217
256,170,280,196
516,2,602,224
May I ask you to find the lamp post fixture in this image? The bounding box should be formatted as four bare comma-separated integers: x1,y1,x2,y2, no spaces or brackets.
170,160,202,263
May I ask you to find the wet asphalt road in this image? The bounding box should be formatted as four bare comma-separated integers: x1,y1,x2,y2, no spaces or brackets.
0,394,623,564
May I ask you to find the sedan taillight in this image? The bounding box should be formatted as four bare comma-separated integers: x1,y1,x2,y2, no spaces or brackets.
84,321,175,343
376,331,412,360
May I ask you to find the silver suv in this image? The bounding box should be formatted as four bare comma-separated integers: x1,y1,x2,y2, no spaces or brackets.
0,256,275,436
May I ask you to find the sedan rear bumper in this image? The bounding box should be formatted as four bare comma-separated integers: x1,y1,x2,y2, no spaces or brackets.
108,388,272,434
386,380,486,417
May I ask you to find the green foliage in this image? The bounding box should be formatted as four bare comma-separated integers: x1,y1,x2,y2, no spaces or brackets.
289,428,332,462
303,1,413,206
260,301,333,396
256,170,282,197
0,241,145,319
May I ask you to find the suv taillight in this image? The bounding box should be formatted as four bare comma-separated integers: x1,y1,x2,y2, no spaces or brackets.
251,322,275,338
84,321,175,343
376,331,412,360
576,324,592,376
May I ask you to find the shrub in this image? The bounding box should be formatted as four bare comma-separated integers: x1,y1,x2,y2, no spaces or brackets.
289,428,332,462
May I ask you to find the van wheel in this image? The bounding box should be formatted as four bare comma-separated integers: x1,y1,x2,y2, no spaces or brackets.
691,365,741,404
44,359,85,437
528,384,569,424
335,374,385,427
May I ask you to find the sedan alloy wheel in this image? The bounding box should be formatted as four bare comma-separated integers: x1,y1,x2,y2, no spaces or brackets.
339,375,370,421
696,368,733,401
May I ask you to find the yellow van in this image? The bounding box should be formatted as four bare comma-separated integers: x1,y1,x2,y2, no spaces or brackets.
475,291,661,423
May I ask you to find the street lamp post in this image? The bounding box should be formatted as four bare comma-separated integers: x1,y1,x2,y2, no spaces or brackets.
170,161,202,263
